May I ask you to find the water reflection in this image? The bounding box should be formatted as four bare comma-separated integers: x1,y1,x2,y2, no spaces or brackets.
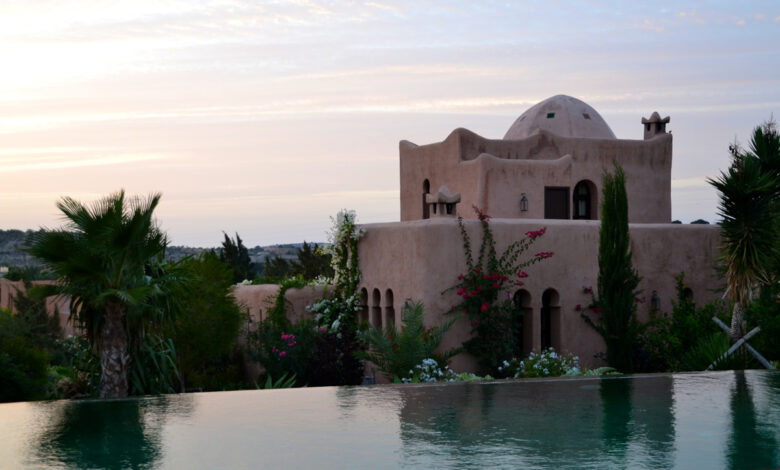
35,396,192,470
727,371,778,469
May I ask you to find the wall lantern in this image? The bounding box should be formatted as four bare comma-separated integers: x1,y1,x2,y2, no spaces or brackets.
520,193,529,212
650,290,660,311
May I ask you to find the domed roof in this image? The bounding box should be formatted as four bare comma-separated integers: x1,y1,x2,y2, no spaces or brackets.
504,95,616,140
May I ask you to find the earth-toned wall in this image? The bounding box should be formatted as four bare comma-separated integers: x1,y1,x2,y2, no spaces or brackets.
358,218,722,372
400,128,672,224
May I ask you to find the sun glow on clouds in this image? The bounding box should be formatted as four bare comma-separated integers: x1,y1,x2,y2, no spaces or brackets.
0,1,778,244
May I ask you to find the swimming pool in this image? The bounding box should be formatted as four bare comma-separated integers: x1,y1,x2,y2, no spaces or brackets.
1,370,777,469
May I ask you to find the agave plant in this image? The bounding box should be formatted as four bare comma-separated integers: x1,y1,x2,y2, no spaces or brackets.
360,301,461,381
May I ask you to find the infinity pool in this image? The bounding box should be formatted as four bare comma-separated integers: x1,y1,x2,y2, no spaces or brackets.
1,370,778,469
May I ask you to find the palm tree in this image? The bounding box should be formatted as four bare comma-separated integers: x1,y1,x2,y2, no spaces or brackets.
28,191,171,398
708,121,780,340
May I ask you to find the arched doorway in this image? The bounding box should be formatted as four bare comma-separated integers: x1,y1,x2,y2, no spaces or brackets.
422,179,430,220
573,180,596,219
513,289,533,356
359,288,368,325
541,288,560,350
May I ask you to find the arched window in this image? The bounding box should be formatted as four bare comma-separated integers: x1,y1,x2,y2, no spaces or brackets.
384,289,395,329
573,180,597,220
541,289,560,350
513,290,532,356
422,179,430,220
371,288,382,328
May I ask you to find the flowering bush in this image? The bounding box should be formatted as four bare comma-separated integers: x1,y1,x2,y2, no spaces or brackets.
401,358,457,383
497,348,581,378
307,293,362,336
448,206,552,376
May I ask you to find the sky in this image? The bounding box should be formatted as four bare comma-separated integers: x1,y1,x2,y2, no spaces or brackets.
1,1,779,247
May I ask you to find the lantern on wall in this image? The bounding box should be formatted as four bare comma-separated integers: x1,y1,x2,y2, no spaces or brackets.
520,193,529,212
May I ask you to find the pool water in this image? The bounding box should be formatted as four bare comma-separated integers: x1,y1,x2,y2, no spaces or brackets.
1,370,778,469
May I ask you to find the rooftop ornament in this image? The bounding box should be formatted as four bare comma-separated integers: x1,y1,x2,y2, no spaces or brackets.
641,111,670,140
425,185,461,218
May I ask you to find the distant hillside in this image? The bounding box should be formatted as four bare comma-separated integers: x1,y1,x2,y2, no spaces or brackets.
0,229,325,268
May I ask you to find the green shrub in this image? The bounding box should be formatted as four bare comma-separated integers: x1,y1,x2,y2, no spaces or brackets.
163,252,247,391
639,273,729,372
360,302,460,382
0,309,50,402
680,332,757,371
498,348,581,378
744,284,780,362
129,335,182,395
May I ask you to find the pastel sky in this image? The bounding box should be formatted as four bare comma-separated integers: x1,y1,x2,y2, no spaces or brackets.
1,1,779,247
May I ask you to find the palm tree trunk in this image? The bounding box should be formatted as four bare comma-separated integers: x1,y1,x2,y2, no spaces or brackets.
99,302,130,398
730,302,746,341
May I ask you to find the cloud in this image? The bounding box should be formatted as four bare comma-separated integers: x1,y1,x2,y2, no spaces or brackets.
0,153,167,172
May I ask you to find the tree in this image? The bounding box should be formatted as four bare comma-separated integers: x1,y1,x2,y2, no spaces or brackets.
583,164,642,372
27,191,174,398
163,251,246,391
264,254,291,280
219,232,254,283
290,241,333,281
708,120,780,339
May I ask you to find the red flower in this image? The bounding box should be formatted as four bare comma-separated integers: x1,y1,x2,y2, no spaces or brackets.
477,285,483,291
471,289,478,296
514,280,524,286
592,307,603,314
457,288,465,295
474,268,481,274
517,270,528,278
535,251,554,259
574,304,581,311
481,303,489,312
525,227,547,240
483,274,490,280
500,275,508,281
472,320,479,327
458,274,464,280
493,282,500,288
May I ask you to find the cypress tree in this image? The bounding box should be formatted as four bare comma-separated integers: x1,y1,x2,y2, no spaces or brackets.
583,164,641,372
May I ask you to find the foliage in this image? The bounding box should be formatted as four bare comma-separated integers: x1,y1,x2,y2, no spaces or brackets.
56,335,101,397
219,233,254,283
679,332,756,371
497,348,581,378
291,241,333,281
249,319,318,387
360,301,461,382
325,209,363,298
4,265,55,281
582,164,642,373
690,219,710,224
638,273,728,372
263,254,291,281
744,284,780,362
163,252,246,391
27,190,182,398
129,335,182,395
448,206,550,376
306,326,366,386
0,309,50,402
307,292,361,334
256,373,297,389
8,283,64,363
707,119,780,338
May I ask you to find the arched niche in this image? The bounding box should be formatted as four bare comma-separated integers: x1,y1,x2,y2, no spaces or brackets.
541,288,561,351
371,288,382,328
513,289,533,356
573,180,597,220
359,288,369,325
384,289,395,329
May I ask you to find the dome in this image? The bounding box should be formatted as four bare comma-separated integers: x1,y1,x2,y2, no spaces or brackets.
504,95,616,140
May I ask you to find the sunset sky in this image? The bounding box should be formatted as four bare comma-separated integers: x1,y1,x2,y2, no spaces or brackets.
1,1,779,247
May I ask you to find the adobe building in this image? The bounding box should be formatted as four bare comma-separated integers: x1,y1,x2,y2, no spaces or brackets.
357,95,721,372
